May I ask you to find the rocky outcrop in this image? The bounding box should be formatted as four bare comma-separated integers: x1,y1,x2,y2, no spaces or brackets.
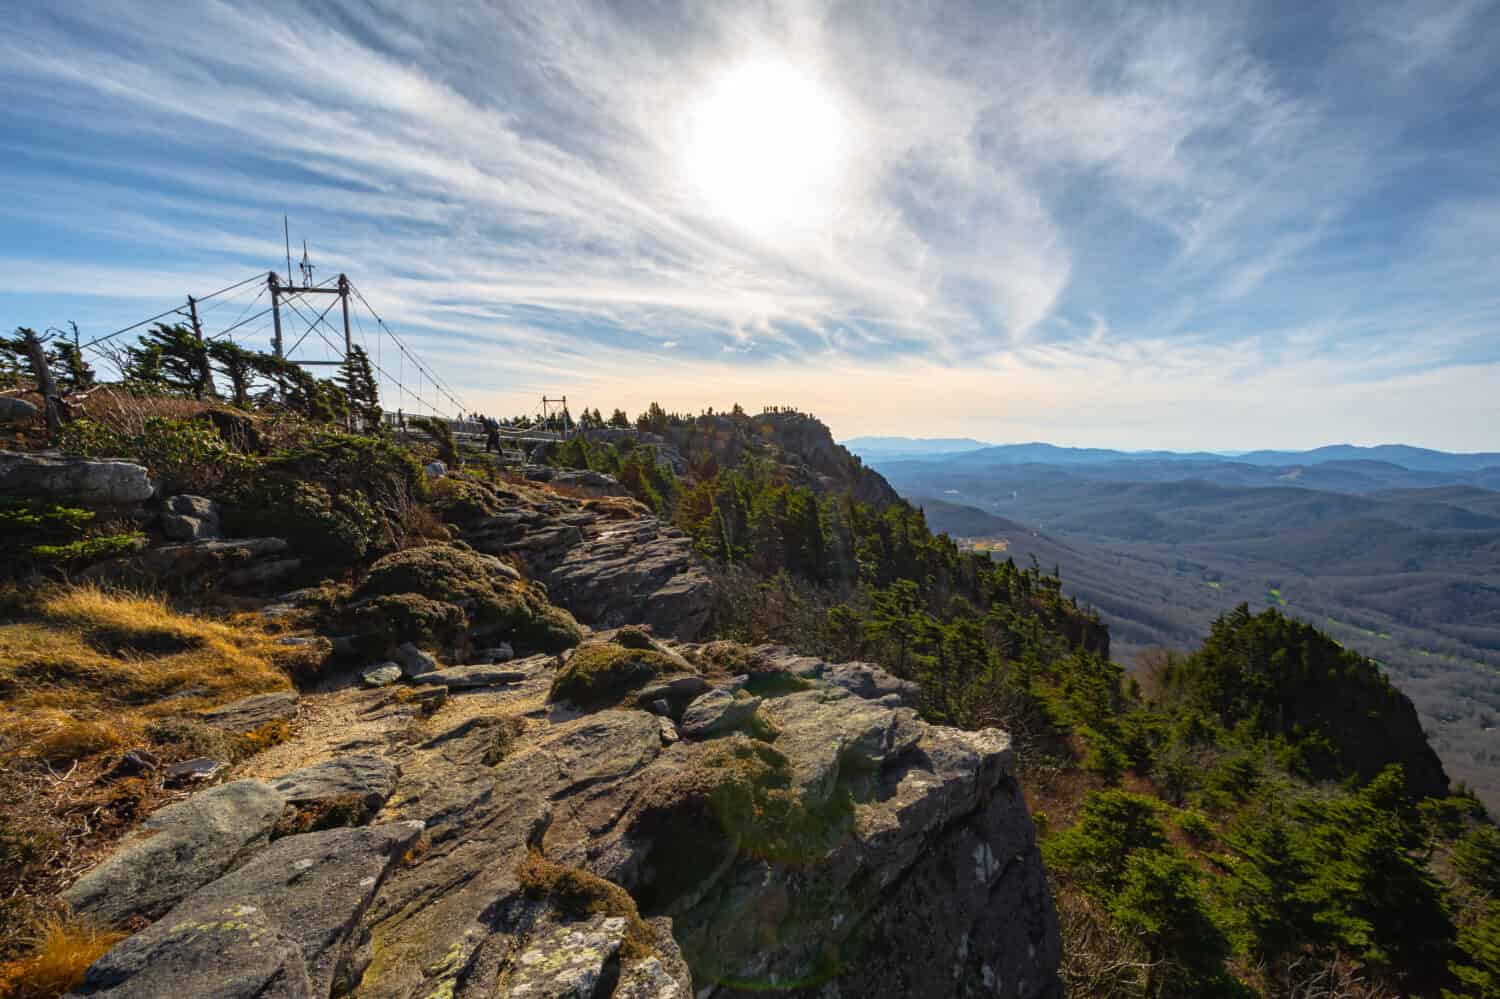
0,449,154,505
62,780,286,927
657,411,902,511
544,518,713,638
159,494,221,541
66,637,1057,999
198,691,301,734
522,465,634,498
271,755,400,814
70,822,425,999
435,477,714,639
81,536,301,592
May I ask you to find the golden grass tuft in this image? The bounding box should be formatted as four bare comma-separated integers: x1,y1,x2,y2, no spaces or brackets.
0,584,293,763
0,917,125,999
515,850,653,961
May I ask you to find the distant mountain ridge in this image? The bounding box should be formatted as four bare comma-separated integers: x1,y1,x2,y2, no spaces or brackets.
841,436,993,458
846,438,1500,473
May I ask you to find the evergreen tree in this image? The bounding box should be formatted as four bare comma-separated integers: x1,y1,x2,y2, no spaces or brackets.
1109,851,1230,994
121,340,167,391
50,334,95,393
338,344,381,431
139,322,215,398
206,340,260,409
1300,766,1454,981
608,408,630,428
635,401,669,433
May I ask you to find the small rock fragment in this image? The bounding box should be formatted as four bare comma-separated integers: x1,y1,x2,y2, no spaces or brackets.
396,642,438,677
362,662,402,687
164,757,226,785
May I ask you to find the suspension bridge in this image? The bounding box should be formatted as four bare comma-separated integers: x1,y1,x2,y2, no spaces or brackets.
74,261,472,425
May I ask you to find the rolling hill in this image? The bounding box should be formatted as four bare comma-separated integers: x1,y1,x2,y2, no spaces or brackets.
884,446,1500,811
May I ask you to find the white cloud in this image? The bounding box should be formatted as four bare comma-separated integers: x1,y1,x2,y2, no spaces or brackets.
0,1,1495,447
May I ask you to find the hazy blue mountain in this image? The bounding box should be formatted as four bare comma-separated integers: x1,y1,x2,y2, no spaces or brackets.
843,436,993,459
1232,444,1500,472
884,441,1500,473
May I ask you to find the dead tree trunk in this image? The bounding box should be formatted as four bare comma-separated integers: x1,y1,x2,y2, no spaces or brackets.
21,328,61,434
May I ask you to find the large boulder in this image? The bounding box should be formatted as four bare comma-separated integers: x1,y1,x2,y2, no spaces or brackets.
436,476,713,640
270,754,400,814
0,450,153,505
62,779,286,927
159,494,221,541
80,537,295,592
71,821,425,999
0,396,38,425
542,518,713,639
346,543,582,658
679,688,763,738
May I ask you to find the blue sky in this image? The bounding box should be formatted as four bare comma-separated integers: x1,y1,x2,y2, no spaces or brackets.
3,0,1498,450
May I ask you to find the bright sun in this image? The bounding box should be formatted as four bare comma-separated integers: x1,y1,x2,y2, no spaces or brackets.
678,57,853,243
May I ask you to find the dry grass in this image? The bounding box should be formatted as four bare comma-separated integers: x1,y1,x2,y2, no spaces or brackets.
0,917,124,999
515,850,653,961
0,584,293,762
71,387,212,437
0,583,300,963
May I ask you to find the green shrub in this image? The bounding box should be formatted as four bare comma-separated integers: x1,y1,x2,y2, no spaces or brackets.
1174,808,1215,847
30,532,145,564
57,417,251,494
0,499,144,573
223,431,426,567
428,476,505,524
226,477,371,565
612,625,656,650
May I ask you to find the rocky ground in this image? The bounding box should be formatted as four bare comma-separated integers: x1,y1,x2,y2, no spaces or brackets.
62,640,1058,998
5,449,1059,998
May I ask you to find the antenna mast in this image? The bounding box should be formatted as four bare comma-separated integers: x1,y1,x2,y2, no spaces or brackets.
299,239,315,288
284,215,293,285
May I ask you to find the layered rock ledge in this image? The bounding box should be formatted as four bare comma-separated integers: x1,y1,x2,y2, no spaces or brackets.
64,639,1058,998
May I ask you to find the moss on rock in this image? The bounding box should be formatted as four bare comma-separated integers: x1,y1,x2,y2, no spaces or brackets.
627,735,855,911
349,544,582,657
352,594,467,652
515,851,653,961
548,644,680,709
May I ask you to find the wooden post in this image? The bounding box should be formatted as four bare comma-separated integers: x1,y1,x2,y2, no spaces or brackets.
186,295,214,400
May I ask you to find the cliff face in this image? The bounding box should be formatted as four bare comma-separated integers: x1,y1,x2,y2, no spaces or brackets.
635,410,902,510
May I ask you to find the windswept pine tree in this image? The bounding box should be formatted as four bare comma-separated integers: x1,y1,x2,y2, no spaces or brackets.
337,344,381,431
205,339,260,409
139,322,215,400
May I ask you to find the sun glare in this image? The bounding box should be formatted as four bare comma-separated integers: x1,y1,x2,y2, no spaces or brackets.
678,57,854,244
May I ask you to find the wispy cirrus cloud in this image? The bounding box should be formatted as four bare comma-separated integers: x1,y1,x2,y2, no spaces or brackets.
0,0,1497,447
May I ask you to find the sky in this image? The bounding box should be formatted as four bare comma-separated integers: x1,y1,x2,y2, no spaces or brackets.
2,0,1499,451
